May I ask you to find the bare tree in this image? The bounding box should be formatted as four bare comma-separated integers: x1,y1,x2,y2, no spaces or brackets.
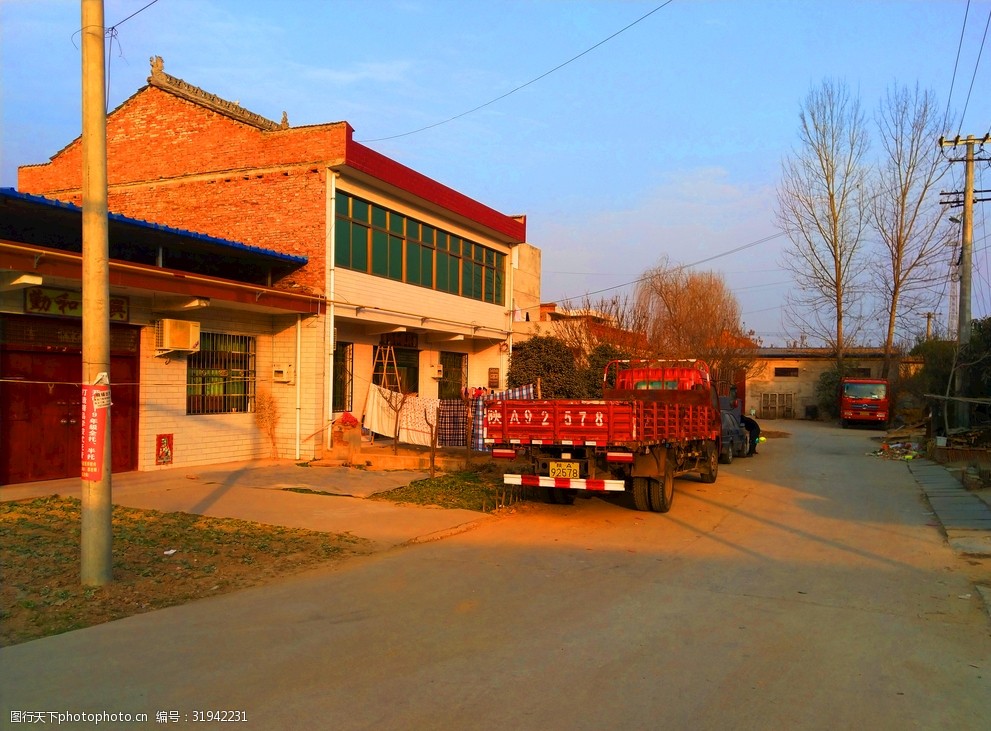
870,84,953,376
634,259,761,381
381,389,413,456
548,293,651,364
776,80,871,365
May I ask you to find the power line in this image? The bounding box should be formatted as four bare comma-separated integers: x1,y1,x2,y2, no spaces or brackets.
360,1,676,143
731,279,792,293
550,230,787,304
960,4,991,131
942,0,971,133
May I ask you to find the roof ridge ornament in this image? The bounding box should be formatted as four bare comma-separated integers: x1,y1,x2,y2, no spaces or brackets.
147,55,283,131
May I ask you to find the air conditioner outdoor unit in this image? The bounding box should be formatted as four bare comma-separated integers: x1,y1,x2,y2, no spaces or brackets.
155,319,201,352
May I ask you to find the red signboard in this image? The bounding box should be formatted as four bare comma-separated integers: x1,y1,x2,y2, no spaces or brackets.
25,287,129,322
80,384,111,480
156,434,174,465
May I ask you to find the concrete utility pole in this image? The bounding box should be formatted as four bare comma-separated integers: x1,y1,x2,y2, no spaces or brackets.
939,133,990,429
80,0,113,586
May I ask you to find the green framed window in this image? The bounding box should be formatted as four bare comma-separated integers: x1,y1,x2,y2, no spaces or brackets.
334,191,505,304
372,230,389,276
352,198,370,223
389,213,404,236
407,241,422,285
372,205,387,229
420,245,434,287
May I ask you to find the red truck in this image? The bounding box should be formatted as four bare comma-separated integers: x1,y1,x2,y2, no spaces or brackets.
839,377,889,427
484,359,722,513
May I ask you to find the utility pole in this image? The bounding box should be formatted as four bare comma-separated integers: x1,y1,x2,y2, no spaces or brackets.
939,133,991,429
80,0,113,586
925,312,934,340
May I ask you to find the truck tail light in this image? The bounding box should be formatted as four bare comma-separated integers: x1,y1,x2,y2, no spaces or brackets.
606,452,634,463
492,448,517,459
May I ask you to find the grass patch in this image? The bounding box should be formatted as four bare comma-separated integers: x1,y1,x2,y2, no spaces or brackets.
369,464,522,512
0,496,369,647
281,487,341,496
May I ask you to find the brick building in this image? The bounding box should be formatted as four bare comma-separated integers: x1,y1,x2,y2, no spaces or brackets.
748,347,922,421
0,188,322,483
7,56,539,478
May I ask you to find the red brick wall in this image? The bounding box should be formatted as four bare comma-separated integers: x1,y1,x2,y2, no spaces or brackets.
19,86,347,293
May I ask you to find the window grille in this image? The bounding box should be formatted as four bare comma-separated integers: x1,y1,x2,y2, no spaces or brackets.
439,351,467,399
333,342,353,412
187,332,256,415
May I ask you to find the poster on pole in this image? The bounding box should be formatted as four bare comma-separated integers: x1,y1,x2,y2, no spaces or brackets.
80,383,111,480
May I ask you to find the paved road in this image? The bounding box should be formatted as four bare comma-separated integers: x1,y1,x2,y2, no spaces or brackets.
2,420,990,730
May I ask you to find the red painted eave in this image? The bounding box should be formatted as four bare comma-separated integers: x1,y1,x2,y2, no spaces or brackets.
341,132,526,243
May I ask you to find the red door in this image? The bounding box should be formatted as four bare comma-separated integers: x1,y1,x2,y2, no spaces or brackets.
1,352,80,483
110,355,137,474
0,317,140,485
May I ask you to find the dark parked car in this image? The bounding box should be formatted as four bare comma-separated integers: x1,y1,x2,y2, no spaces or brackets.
719,410,750,463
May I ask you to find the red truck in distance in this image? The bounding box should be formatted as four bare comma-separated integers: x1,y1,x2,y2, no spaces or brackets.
484,359,722,513
839,378,889,427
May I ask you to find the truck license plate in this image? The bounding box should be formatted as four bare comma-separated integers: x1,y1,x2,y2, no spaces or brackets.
549,461,579,479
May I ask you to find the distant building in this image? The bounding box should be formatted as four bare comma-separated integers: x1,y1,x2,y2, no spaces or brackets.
749,347,922,420
5,56,540,480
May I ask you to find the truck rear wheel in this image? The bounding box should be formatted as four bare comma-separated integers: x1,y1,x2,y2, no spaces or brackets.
700,443,718,483
649,470,674,513
632,476,651,512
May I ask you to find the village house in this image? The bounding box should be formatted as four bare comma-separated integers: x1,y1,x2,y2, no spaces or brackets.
4,56,540,481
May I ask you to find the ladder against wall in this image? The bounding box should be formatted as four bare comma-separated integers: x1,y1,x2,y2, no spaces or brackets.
373,344,402,392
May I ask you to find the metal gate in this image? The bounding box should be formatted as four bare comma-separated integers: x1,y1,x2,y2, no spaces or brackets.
760,392,794,419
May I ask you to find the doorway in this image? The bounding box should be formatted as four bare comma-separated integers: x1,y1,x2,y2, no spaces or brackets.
0,316,139,484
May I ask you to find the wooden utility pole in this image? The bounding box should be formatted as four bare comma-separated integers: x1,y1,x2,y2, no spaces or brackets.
939,134,990,429
80,0,113,585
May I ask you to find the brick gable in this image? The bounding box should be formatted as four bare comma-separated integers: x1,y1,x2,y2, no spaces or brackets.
18,59,525,297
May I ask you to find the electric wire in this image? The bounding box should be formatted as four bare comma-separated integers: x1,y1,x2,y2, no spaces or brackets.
547,231,787,305
360,1,676,143
959,4,991,131
71,0,162,112
105,0,164,112
942,0,971,134
110,0,162,28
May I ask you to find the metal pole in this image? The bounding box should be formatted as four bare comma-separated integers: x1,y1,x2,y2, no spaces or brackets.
80,0,113,586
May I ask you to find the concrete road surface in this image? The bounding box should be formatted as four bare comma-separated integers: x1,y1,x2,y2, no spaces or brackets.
2,420,989,730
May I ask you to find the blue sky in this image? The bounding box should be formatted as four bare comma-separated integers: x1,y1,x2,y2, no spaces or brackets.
2,0,989,345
